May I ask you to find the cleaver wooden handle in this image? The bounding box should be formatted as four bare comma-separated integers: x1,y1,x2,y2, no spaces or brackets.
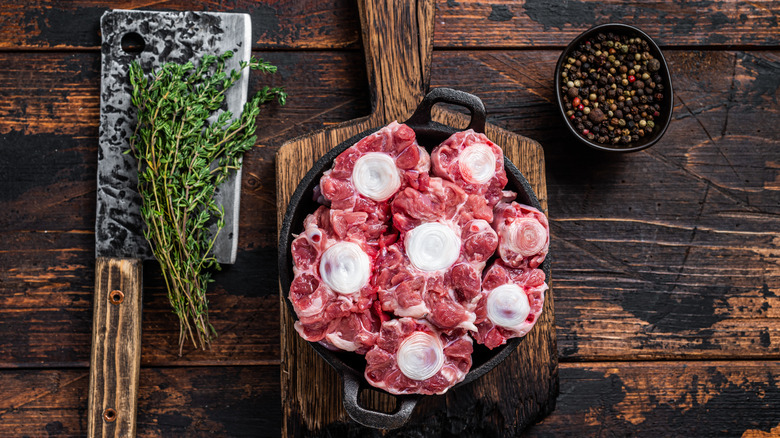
87,257,143,437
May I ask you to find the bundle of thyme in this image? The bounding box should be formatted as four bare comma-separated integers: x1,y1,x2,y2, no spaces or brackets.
128,52,286,353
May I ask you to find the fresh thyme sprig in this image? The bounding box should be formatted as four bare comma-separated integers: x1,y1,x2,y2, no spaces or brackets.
128,52,286,354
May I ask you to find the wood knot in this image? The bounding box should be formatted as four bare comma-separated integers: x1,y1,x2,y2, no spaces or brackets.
109,290,124,305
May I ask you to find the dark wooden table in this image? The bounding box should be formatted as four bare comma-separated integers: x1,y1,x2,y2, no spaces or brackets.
1,1,779,436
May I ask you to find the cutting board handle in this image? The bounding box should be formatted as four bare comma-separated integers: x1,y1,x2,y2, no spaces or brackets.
406,87,487,133
341,370,419,429
87,257,143,437
358,0,435,122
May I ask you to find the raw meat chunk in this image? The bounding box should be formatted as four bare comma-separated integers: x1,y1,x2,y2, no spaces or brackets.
392,177,468,232
374,241,478,332
384,178,499,331
289,206,378,343
287,120,550,395
318,121,430,238
313,306,383,354
492,201,549,268
432,129,508,212
364,318,472,395
473,261,547,349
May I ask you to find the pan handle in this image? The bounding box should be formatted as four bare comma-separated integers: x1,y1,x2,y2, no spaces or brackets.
405,87,487,133
341,371,419,429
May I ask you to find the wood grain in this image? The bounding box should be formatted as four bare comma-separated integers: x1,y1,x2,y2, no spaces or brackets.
1,0,778,50
87,257,143,437
430,49,780,360
3,362,780,436
0,366,281,436
276,109,555,436
0,49,778,369
275,1,557,435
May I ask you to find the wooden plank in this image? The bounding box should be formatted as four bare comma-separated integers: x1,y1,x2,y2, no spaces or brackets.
0,49,370,368
431,49,780,360
435,0,780,48
528,361,780,437
0,366,281,436
2,362,780,436
275,1,556,434
0,50,778,368
0,0,361,50
1,0,779,50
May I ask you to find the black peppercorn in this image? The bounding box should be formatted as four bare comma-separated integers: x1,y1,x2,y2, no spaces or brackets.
560,31,667,147
647,58,661,72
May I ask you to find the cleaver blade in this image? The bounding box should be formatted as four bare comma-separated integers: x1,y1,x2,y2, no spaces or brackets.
89,10,252,437
96,9,252,264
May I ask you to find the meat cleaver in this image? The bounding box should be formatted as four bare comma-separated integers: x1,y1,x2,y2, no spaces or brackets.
90,10,251,436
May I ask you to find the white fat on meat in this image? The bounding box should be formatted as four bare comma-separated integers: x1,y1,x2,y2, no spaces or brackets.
397,332,445,381
352,152,401,201
319,242,370,295
405,222,461,272
486,284,530,328
458,143,496,184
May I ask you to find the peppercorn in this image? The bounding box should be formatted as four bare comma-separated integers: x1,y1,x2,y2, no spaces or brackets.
648,58,661,72
560,31,667,147
589,108,607,123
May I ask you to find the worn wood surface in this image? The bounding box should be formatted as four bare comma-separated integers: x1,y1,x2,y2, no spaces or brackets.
3,362,780,436
1,50,777,368
1,0,778,49
0,0,779,436
87,257,143,437
276,0,556,435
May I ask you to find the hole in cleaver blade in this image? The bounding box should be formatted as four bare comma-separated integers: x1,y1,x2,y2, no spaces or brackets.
96,10,253,265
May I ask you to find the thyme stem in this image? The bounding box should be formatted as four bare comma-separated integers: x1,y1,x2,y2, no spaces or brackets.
128,52,286,354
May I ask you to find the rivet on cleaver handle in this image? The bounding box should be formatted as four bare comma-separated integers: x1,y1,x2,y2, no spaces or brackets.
95,9,252,264
89,10,252,437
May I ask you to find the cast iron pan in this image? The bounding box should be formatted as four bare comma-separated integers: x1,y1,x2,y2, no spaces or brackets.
279,88,551,429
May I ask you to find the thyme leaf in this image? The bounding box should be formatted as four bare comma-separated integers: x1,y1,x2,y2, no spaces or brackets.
128,52,286,354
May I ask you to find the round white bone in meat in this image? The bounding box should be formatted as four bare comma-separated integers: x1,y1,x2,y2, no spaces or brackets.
352,152,401,202
486,284,531,328
397,332,445,381
458,143,496,184
405,222,461,272
503,218,547,257
319,242,370,295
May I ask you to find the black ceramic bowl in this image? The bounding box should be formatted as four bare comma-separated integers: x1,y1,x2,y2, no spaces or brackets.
279,88,551,429
554,23,673,152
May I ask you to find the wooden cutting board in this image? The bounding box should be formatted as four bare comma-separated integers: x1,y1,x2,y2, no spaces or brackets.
275,0,557,435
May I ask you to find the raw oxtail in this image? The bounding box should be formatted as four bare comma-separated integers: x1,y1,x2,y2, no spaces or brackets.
473,261,547,349
493,202,549,269
364,318,472,395
288,121,550,394
318,121,430,239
